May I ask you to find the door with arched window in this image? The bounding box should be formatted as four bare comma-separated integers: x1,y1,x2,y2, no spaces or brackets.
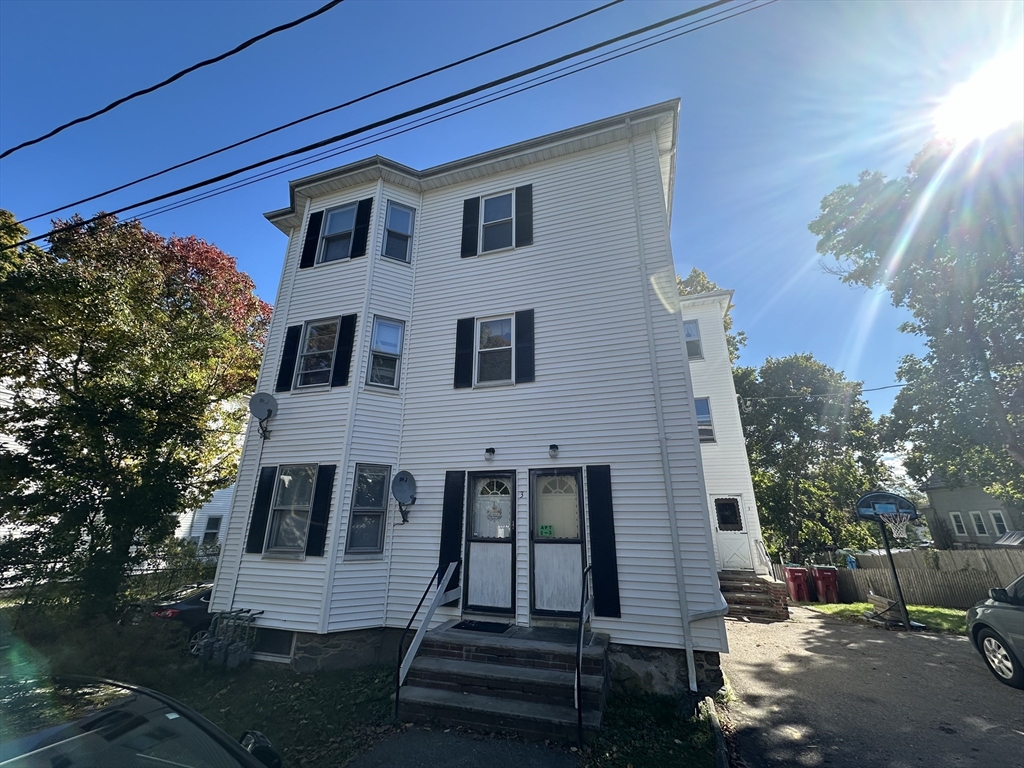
464,472,515,613
531,468,586,615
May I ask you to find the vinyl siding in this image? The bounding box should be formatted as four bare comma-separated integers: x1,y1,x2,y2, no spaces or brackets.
176,485,234,544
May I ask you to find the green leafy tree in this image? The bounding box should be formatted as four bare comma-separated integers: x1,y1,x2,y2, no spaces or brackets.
676,267,747,362
0,212,271,612
734,355,888,560
809,125,1024,501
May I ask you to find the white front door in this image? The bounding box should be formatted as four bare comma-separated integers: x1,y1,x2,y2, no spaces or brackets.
531,469,585,614
464,473,515,613
714,496,753,571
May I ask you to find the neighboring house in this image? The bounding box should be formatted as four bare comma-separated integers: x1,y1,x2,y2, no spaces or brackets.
678,291,770,576
210,101,729,706
175,485,234,549
922,475,1023,550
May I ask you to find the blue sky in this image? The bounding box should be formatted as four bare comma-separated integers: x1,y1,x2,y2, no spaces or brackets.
1,0,1020,416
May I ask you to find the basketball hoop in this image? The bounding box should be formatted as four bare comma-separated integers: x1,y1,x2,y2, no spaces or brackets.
879,512,912,540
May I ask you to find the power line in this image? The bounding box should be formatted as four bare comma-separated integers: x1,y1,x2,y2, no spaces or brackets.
0,0,346,160
7,0,747,251
132,0,772,224
18,0,625,225
740,383,908,403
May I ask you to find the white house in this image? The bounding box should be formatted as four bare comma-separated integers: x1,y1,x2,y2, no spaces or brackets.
210,102,731,729
678,291,770,576
175,484,234,549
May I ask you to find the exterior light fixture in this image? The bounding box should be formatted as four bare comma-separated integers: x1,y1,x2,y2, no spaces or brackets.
484,447,496,461
549,444,559,458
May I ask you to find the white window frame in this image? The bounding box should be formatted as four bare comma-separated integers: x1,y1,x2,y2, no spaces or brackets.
201,516,222,548
989,510,1008,537
382,201,415,263
367,317,405,390
683,319,703,360
969,511,988,536
264,463,318,557
950,511,968,537
345,463,391,555
480,191,515,253
295,318,340,389
694,397,715,443
318,202,359,263
475,314,515,386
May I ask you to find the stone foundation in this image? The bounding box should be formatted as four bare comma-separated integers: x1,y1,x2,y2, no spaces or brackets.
290,627,403,673
608,643,723,696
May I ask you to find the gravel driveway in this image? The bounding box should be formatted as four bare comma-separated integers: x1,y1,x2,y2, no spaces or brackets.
721,606,1024,768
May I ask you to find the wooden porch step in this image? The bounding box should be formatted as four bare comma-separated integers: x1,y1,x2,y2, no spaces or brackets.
398,686,603,742
420,627,608,676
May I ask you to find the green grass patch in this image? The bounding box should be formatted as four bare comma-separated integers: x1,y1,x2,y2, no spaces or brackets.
582,693,715,768
807,602,967,635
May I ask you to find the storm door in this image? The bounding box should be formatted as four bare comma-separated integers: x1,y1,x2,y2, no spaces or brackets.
714,496,753,571
531,469,586,615
464,473,515,613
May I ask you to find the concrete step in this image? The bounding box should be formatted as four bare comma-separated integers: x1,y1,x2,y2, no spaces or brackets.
407,656,605,709
420,628,608,676
397,685,603,742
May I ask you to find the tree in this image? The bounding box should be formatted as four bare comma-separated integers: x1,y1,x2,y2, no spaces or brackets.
734,354,888,560
0,212,272,611
676,267,747,362
809,125,1024,501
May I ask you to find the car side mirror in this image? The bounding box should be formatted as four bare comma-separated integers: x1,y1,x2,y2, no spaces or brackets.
240,730,282,768
989,587,1012,604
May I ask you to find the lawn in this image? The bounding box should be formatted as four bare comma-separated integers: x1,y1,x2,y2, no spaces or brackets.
807,602,967,635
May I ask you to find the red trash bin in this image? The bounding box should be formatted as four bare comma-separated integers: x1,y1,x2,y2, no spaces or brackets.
783,566,809,602
811,565,839,603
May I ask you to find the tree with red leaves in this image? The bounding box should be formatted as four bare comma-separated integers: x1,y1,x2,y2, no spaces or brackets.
0,211,271,611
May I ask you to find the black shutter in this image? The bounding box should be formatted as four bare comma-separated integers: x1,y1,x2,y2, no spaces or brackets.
439,471,465,594
350,198,373,258
453,317,475,389
514,309,534,384
275,325,302,392
514,184,533,247
331,314,357,387
305,464,336,557
586,465,621,617
246,466,278,554
460,197,480,258
299,210,324,269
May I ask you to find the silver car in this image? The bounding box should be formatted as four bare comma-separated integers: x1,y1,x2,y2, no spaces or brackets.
967,573,1024,689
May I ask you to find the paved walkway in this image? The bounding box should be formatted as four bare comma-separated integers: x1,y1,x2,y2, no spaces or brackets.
721,606,1024,768
347,726,576,768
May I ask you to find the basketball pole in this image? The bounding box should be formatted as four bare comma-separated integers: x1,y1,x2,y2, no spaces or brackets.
878,520,912,631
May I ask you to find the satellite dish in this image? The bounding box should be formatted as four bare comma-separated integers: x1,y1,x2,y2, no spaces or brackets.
248,393,278,421
391,471,417,505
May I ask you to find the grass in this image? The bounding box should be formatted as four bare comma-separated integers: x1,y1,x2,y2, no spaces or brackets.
582,693,715,768
806,602,967,635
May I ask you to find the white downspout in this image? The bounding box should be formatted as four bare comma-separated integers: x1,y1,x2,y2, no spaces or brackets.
626,121,699,692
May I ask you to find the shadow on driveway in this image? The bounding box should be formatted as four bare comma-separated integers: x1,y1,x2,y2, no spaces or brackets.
721,606,1023,768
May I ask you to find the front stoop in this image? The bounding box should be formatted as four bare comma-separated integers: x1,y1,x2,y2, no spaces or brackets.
396,623,610,742
718,570,790,622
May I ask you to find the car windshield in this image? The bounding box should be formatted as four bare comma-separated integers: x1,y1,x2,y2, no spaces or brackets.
0,678,249,767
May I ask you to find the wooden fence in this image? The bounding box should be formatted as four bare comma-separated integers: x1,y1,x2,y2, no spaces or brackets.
769,548,1023,610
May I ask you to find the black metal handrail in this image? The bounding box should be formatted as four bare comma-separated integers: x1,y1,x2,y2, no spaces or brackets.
393,560,460,718
575,563,594,749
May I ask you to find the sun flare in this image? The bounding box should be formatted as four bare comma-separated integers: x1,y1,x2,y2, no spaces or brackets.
934,42,1024,143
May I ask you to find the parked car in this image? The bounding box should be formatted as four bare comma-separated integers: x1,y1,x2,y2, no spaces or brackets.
966,573,1024,689
131,582,214,656
0,675,282,767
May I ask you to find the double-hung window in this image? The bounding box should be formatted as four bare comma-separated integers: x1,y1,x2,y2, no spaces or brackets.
296,319,340,387
683,320,703,359
950,511,967,536
970,511,988,536
990,510,1008,536
694,398,715,442
265,464,318,555
201,517,222,548
368,317,404,388
319,204,358,262
477,316,513,384
481,192,514,252
383,202,415,262
346,464,390,554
